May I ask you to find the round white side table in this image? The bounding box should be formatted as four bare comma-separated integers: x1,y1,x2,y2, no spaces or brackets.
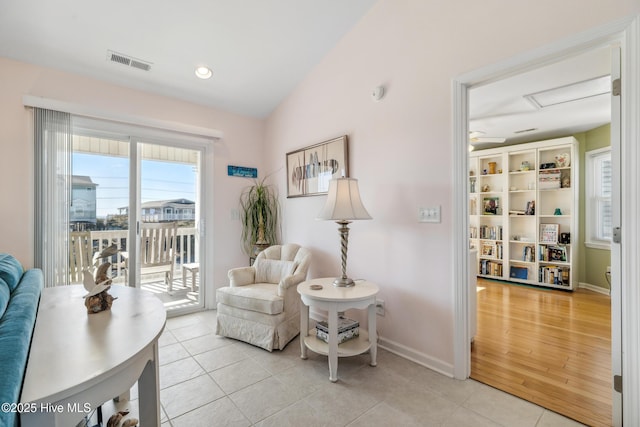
297,278,379,382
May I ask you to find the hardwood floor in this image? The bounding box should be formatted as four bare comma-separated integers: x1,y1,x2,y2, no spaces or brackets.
470,278,612,427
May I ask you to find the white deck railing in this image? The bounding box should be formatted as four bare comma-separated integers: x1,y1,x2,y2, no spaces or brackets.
70,227,198,285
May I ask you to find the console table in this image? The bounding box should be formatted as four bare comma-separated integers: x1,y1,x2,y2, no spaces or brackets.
297,278,379,382
20,285,166,427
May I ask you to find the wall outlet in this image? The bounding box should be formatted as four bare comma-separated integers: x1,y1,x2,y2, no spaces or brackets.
419,206,441,223
606,266,611,273
376,299,385,316
230,208,240,220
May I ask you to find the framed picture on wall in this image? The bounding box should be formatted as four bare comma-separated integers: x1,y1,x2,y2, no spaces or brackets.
286,135,348,198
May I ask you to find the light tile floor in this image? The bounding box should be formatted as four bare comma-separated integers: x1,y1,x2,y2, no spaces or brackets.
108,310,588,426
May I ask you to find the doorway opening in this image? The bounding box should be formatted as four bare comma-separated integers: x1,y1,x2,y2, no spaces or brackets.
451,17,640,426
465,47,613,426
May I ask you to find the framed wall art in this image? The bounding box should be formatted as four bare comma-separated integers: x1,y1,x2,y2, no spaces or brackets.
286,135,348,198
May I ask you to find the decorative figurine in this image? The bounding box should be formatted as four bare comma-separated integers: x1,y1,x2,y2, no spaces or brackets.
83,244,120,314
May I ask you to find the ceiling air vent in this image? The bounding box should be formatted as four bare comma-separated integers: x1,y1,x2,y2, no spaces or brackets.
107,50,152,72
130,60,151,71
514,128,538,134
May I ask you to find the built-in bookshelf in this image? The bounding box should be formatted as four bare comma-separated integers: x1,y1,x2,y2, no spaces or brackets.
469,136,578,290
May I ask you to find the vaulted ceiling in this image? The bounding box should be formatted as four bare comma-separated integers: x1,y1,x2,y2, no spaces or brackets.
0,0,377,118
1,1,611,139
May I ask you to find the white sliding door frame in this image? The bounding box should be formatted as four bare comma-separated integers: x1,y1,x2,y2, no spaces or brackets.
72,116,214,314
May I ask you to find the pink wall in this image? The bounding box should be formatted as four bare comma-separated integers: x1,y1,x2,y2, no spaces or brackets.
0,57,263,289
264,0,639,370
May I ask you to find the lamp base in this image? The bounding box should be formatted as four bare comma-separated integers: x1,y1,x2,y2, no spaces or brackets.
333,277,355,287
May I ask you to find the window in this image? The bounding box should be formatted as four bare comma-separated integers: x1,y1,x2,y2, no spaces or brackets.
585,147,612,248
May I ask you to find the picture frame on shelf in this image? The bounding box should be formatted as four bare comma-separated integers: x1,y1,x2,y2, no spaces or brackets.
286,135,348,198
540,223,559,244
525,200,535,215
548,246,567,262
481,241,497,259
483,197,500,215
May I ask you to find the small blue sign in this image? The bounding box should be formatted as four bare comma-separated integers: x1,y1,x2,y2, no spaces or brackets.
228,165,257,178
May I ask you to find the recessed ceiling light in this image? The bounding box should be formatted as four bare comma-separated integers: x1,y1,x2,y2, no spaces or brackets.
195,66,212,79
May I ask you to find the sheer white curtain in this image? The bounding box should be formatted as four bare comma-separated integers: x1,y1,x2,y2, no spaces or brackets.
34,108,72,287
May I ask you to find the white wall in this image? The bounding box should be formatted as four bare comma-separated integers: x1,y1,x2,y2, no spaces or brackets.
264,0,640,372
0,57,263,291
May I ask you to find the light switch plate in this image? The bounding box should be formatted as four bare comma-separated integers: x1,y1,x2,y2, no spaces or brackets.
419,206,441,223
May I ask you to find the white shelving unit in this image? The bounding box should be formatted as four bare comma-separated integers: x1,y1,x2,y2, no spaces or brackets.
469,136,578,290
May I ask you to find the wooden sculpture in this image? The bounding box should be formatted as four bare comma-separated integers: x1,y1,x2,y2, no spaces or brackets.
83,244,120,314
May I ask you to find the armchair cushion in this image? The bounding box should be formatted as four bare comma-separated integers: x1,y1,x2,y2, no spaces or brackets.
216,283,284,315
254,258,296,284
228,266,256,287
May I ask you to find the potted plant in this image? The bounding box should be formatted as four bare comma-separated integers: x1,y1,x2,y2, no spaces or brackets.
239,175,280,257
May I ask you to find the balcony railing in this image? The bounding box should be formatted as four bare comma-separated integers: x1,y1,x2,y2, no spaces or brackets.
70,227,198,285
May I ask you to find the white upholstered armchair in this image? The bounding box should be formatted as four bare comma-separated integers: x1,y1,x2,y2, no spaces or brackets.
215,244,312,351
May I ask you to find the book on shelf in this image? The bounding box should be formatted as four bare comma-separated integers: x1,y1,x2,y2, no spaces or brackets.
479,225,503,240
522,245,535,262
315,317,359,344
538,245,567,262
479,259,503,277
538,265,570,286
510,266,528,280
539,170,561,189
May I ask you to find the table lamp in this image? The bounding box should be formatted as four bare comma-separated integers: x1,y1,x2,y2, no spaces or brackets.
317,177,372,287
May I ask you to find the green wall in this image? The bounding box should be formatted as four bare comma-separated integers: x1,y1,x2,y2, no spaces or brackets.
576,124,611,292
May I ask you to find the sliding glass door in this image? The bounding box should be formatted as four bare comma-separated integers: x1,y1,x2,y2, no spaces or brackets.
69,119,206,314
138,142,203,311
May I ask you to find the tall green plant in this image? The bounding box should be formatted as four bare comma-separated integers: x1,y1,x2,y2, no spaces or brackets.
239,175,280,256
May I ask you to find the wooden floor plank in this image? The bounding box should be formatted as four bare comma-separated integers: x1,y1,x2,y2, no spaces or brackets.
471,279,612,427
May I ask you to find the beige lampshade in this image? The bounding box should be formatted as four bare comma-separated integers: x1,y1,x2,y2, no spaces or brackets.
317,177,372,221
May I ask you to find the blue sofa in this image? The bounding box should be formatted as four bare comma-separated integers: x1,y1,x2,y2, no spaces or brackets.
0,254,43,427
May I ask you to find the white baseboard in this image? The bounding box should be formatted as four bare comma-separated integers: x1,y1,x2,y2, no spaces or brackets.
377,337,454,378
578,281,611,295
308,311,454,377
